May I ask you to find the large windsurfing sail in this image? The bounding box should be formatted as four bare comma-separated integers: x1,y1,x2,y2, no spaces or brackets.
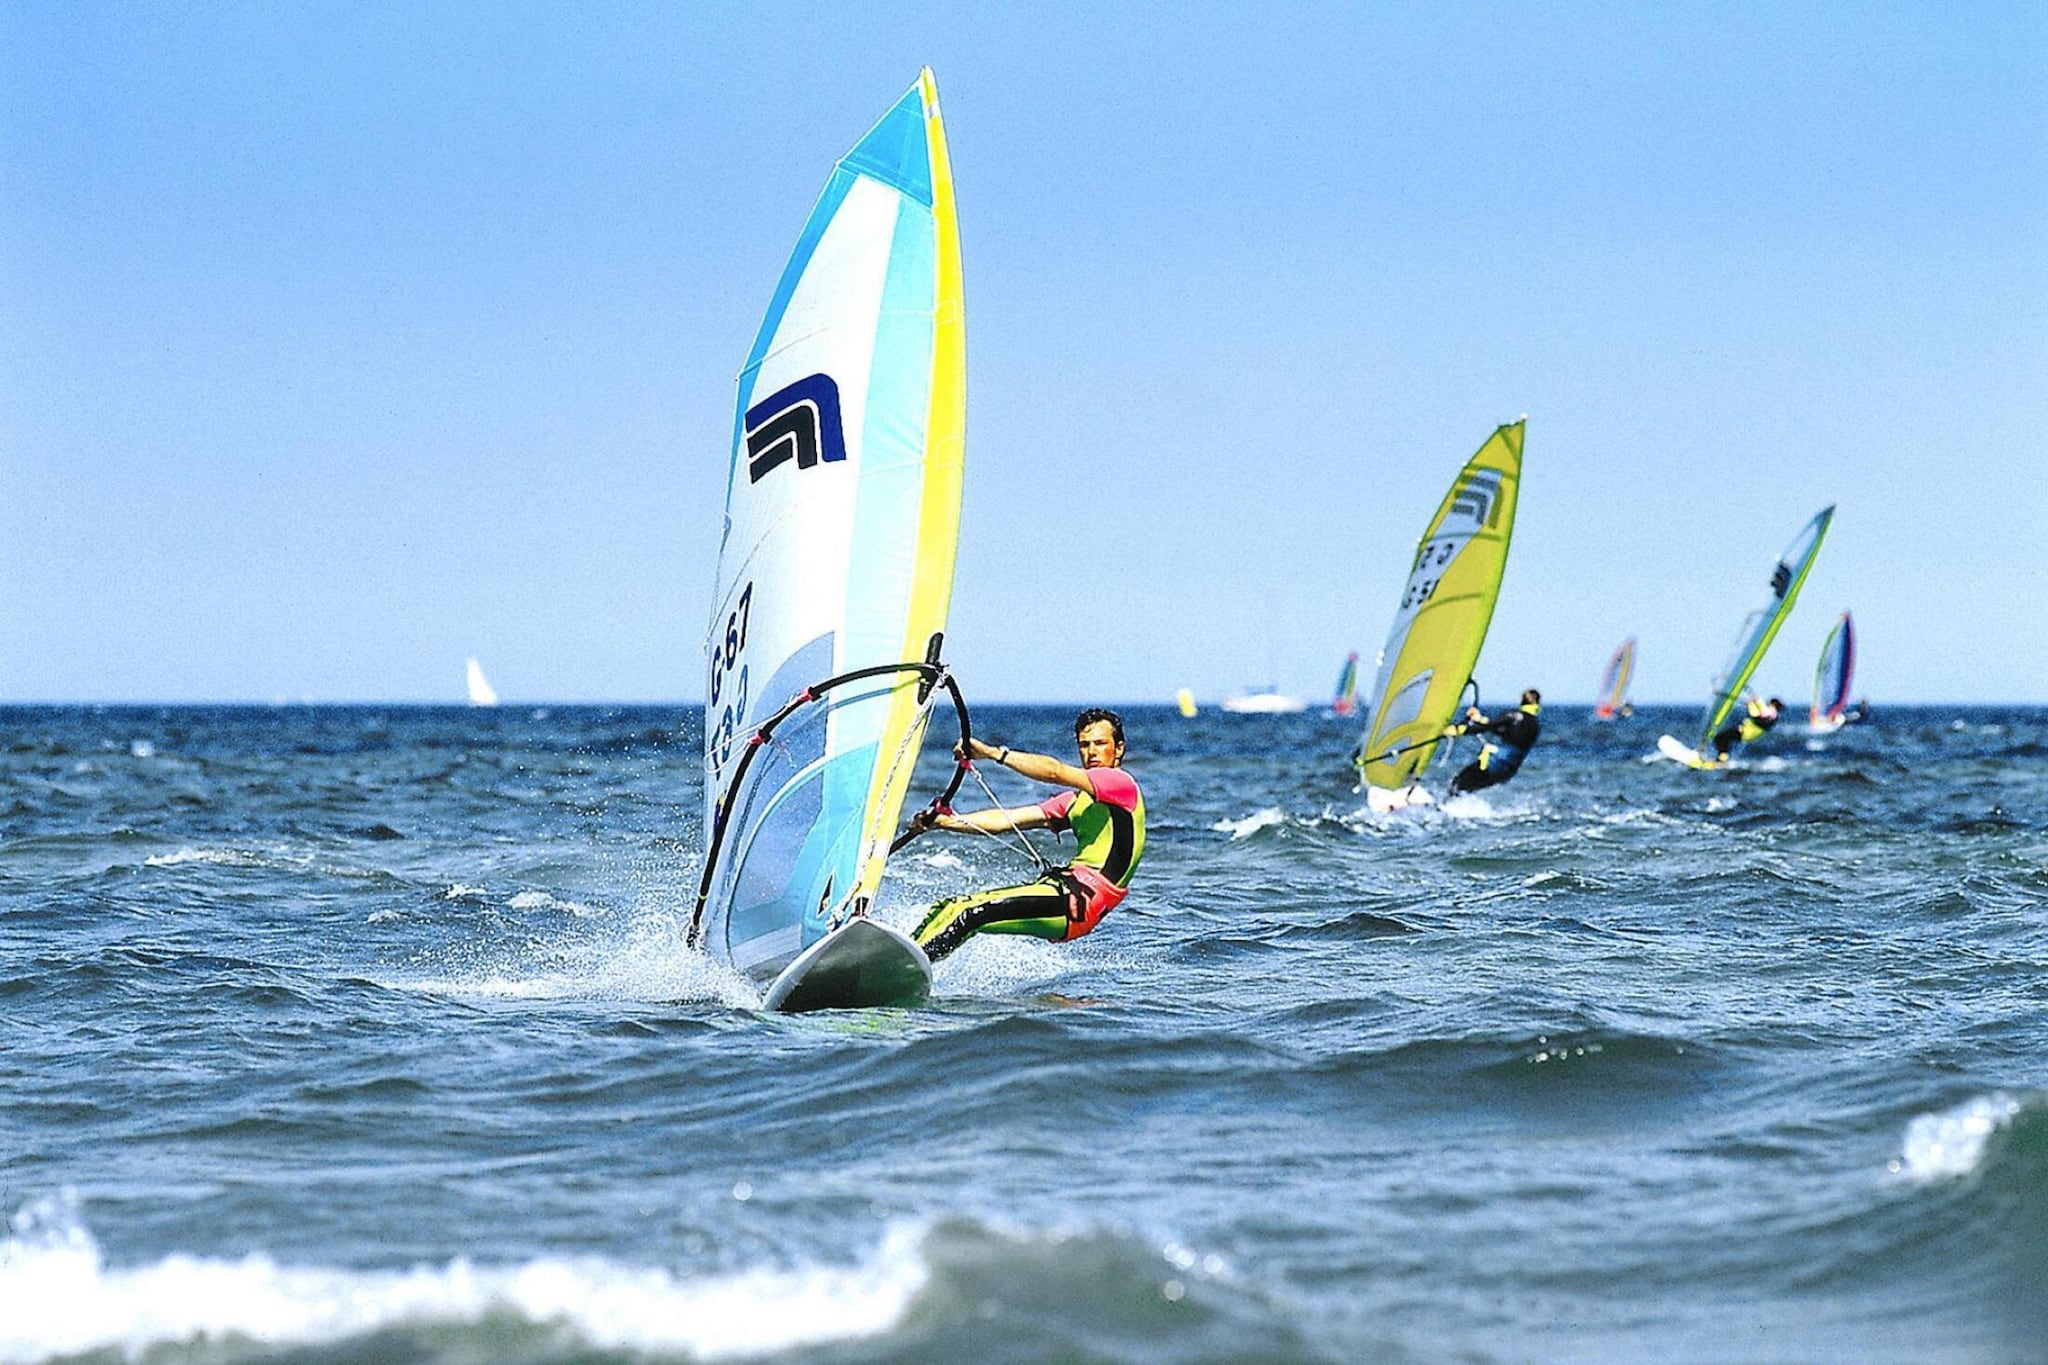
1331,652,1360,716
1355,420,1523,792
1696,505,1834,750
689,70,966,986
1810,610,1855,731
1593,637,1634,720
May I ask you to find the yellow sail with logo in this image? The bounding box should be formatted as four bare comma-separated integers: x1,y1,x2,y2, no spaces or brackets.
1355,421,1523,792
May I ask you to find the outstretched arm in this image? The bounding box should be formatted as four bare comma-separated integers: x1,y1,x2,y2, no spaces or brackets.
912,802,1052,838
958,736,1097,796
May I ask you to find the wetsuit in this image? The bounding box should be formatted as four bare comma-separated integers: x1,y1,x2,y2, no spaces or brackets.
912,767,1146,963
1446,703,1541,795
1711,698,1778,760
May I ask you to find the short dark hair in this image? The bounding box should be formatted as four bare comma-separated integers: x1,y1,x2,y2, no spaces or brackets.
1074,707,1124,744
1522,688,1541,705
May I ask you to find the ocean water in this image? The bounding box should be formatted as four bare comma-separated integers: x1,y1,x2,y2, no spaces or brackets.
2,701,2044,1364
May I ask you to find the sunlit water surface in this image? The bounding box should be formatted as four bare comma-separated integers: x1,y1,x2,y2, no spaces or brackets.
3,703,2044,1362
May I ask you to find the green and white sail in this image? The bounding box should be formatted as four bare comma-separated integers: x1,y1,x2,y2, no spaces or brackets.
1356,421,1523,794
691,70,966,986
1696,505,1833,750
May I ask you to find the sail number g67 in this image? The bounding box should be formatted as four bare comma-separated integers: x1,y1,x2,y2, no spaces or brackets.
708,583,752,767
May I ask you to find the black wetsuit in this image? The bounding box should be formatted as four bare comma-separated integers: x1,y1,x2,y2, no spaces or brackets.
1448,705,1541,795
1711,702,1778,760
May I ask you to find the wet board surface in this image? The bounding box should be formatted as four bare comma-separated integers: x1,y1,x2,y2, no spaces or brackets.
1657,734,1723,770
762,917,932,1013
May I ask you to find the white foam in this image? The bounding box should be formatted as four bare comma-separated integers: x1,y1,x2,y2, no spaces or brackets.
0,1196,927,1363
1212,808,1288,839
143,847,266,869
442,884,488,901
1889,1092,2026,1182
128,740,156,759
507,890,603,919
911,850,966,871
1438,793,1499,820
386,911,761,1010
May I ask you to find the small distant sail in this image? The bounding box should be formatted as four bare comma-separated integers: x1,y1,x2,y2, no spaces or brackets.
465,659,498,707
1175,687,1198,718
1331,652,1360,716
1355,420,1523,794
1697,506,1834,750
1593,637,1635,720
1809,611,1855,732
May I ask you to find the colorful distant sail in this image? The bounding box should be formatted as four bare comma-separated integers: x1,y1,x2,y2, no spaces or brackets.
690,70,966,985
1593,637,1634,720
1355,421,1523,793
1810,611,1855,732
1696,505,1833,750
1332,652,1360,716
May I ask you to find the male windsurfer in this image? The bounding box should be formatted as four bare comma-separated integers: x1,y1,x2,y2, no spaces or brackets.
1711,695,1783,762
902,708,1144,963
1443,688,1542,795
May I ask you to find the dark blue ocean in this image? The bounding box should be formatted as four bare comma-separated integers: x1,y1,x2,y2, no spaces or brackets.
3,702,2044,1363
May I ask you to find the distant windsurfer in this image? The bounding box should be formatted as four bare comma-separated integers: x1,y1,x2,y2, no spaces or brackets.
1442,688,1542,795
1712,695,1783,762
903,709,1145,963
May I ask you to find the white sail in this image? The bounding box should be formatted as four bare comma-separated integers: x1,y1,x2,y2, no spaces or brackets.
465,659,498,707
690,71,965,990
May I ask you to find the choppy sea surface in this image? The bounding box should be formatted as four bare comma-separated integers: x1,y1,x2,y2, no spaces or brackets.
2,702,2044,1363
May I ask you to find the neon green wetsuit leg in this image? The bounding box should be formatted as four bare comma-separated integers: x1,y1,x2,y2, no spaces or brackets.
912,876,1073,963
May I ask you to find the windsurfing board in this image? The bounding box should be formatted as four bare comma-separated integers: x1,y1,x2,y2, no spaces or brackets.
762,917,931,1013
1366,784,1434,813
1657,734,1724,770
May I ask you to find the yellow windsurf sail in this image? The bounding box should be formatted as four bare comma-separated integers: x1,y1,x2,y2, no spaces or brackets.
1355,421,1524,791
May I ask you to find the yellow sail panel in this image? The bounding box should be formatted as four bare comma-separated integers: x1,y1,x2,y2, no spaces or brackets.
1357,421,1524,790
855,68,967,902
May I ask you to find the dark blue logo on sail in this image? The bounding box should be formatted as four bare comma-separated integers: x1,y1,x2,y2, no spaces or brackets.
745,374,846,483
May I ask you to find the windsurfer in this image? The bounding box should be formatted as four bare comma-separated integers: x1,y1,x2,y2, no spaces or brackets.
1712,696,1783,761
1443,689,1542,795
903,709,1145,963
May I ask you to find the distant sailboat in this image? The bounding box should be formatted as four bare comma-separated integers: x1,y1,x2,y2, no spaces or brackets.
466,659,499,707
1354,420,1524,810
1809,611,1855,733
1331,652,1360,717
1220,687,1306,714
1593,637,1635,721
1175,687,1199,718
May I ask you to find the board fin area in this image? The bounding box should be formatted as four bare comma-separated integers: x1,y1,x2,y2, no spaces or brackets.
1366,783,1435,813
1656,734,1724,770
762,916,932,1013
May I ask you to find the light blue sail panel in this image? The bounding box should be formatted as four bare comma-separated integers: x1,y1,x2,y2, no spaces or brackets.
695,73,962,986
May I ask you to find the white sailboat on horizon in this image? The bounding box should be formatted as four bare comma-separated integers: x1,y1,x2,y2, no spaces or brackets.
465,659,499,707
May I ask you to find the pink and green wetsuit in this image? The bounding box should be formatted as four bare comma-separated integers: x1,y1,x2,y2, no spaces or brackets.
911,766,1146,963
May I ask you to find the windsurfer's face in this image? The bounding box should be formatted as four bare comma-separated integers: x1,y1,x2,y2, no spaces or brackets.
1075,721,1124,769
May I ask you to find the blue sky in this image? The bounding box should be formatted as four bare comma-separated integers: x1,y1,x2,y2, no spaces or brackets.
3,3,2042,704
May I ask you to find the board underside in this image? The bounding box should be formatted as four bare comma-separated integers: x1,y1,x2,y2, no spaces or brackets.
762,917,932,1013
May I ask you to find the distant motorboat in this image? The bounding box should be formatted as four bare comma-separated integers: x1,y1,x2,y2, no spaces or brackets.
1220,688,1306,715
466,659,499,707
